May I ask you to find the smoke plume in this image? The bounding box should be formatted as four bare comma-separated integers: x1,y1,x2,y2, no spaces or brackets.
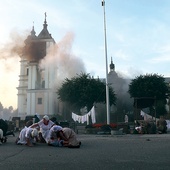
0,30,85,108
39,32,86,89
0,29,28,108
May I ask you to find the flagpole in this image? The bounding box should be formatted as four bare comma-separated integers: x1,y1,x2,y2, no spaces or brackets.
102,0,110,124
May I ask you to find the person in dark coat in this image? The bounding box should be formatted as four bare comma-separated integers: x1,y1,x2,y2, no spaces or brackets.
0,119,8,136
157,116,167,134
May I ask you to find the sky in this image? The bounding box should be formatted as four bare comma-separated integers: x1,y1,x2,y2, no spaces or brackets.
0,0,170,109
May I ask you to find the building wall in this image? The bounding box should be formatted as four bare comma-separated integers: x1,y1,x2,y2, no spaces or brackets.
35,92,45,115
17,37,58,119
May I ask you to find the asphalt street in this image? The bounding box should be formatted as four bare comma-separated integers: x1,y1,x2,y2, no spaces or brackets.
0,133,170,170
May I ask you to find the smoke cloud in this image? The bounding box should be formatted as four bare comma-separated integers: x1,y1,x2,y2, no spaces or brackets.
40,32,86,89
0,29,28,109
23,40,46,62
0,30,86,108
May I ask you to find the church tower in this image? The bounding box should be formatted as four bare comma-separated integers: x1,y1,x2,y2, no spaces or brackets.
108,57,118,78
17,13,57,119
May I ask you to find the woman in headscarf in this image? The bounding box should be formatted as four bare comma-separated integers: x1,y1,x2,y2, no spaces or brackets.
16,127,38,146
30,115,55,143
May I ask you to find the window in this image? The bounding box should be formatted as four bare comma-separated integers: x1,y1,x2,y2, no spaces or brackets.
26,68,29,76
37,98,42,104
42,80,45,88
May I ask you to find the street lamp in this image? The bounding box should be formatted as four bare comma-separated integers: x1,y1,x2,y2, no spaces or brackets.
102,0,110,124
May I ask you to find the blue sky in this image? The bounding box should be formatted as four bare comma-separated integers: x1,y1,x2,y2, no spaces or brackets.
0,0,170,108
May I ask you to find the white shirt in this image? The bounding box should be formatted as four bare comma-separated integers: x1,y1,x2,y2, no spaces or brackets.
17,127,34,145
38,120,54,142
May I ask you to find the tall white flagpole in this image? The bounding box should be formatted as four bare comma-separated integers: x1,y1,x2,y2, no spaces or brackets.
102,0,110,124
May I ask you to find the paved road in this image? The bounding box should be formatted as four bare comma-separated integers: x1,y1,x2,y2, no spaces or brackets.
0,133,170,170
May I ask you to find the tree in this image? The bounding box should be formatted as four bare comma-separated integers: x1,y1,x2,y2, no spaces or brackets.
128,74,169,117
0,102,3,112
57,73,116,112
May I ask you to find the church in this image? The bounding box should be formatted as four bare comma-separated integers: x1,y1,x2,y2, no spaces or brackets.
16,13,125,121
17,14,58,119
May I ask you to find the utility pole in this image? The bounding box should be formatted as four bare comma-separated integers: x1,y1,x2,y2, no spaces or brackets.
102,0,110,124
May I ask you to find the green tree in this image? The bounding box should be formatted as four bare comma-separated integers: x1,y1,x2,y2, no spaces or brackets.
128,74,169,117
57,73,116,112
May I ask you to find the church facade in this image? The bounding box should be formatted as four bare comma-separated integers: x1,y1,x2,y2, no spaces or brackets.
17,15,58,119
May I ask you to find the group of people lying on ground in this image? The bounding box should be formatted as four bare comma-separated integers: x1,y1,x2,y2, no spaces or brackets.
134,116,167,134
15,115,81,148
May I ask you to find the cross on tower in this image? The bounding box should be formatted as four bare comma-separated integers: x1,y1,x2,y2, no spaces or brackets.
45,12,47,20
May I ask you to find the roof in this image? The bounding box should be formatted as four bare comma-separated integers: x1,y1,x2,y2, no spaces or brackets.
38,13,53,39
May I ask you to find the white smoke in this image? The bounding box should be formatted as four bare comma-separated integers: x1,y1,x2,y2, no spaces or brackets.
0,29,27,109
39,32,86,89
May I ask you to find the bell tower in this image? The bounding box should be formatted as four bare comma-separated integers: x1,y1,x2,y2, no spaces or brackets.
17,13,57,119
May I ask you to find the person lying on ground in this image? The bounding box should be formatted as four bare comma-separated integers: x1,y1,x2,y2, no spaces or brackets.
47,125,81,148
46,125,68,147
62,127,81,148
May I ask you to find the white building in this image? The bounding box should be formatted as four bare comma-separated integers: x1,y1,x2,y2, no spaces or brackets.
17,15,58,119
